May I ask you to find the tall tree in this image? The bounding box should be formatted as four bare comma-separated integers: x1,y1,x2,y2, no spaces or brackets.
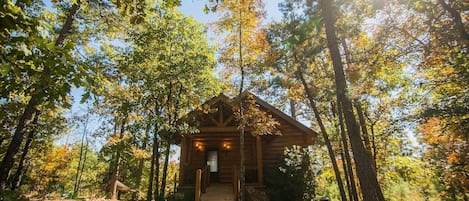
264,1,348,200
336,102,359,201
319,0,385,200
73,113,90,196
0,0,83,189
120,6,221,200
297,70,348,201
213,1,269,200
9,111,40,190
403,0,469,199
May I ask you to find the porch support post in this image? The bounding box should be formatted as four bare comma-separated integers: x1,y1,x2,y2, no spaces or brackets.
256,135,263,185
195,169,202,201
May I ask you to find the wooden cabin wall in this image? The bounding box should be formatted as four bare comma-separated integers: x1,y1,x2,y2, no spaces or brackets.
186,132,258,183
262,118,314,169
178,95,317,187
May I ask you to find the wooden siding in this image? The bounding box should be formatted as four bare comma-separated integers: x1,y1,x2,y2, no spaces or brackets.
183,132,259,183
262,118,314,169
178,93,316,186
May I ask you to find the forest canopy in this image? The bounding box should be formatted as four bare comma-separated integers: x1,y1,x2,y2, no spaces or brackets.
0,0,467,200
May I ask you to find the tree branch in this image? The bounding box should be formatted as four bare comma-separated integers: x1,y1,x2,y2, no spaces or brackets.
437,0,469,42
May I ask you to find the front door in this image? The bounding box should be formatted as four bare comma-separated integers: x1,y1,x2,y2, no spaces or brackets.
206,150,219,182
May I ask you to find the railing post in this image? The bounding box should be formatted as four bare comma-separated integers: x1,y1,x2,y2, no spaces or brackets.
206,165,211,187
202,166,207,193
233,165,239,201
195,169,202,201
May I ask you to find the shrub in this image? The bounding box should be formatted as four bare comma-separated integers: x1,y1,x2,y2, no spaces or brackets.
265,145,317,201
0,190,30,201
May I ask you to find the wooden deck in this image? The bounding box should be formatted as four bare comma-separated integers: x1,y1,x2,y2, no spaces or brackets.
201,183,234,201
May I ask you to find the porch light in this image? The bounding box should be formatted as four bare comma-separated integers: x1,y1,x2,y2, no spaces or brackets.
222,142,231,151
194,142,204,151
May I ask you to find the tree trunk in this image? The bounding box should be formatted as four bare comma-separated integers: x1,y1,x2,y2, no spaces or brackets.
369,122,377,170
340,151,353,201
10,111,39,190
148,104,160,201
132,122,150,201
55,2,81,47
297,71,348,201
77,140,88,195
337,102,360,201
118,167,128,200
341,31,373,198
238,2,245,201
319,0,385,200
159,138,171,200
111,115,127,200
106,121,118,189
289,98,297,119
74,117,89,196
153,136,160,201
340,30,373,167
0,96,39,189
147,135,157,201
0,0,81,189
354,101,372,155
437,0,469,42
159,84,182,200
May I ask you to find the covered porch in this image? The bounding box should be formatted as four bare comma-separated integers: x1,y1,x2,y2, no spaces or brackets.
175,93,317,200
178,126,266,186
188,162,264,201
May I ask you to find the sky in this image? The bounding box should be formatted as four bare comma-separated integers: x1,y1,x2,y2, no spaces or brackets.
177,0,283,44
65,0,286,147
64,0,287,159
60,0,421,156
178,0,283,24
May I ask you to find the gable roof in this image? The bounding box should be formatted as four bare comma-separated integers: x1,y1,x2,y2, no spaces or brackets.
247,93,318,137
195,92,318,138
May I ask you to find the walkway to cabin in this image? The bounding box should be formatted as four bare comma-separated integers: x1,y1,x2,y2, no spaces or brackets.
201,183,233,201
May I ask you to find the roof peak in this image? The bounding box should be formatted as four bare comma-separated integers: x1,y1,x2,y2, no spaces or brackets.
203,92,318,137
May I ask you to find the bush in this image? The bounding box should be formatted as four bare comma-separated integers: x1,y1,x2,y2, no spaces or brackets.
0,190,30,201
265,146,317,201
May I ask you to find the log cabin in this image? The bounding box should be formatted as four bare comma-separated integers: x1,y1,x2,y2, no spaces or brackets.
177,93,318,197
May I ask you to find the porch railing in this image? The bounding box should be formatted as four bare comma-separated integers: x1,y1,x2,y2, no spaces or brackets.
233,165,260,201
233,165,240,201
195,165,211,201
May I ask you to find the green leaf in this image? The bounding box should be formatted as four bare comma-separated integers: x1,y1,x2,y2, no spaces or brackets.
311,16,323,29
46,41,55,50
1,65,11,76
19,43,32,56
294,35,300,42
203,5,210,14
80,91,91,103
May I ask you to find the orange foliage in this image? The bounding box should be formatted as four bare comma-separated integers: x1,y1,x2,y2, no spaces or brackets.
419,117,468,198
